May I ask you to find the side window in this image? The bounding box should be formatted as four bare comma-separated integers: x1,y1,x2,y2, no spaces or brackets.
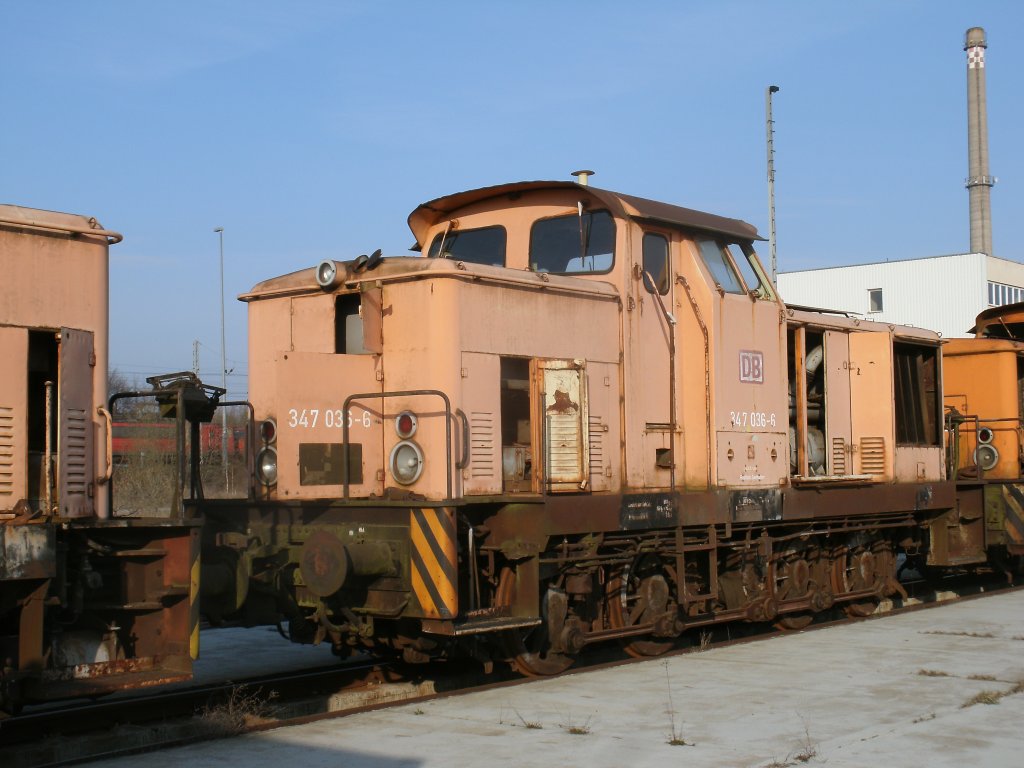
428,225,506,267
893,342,939,446
642,233,670,295
727,243,769,297
696,239,745,294
530,210,615,274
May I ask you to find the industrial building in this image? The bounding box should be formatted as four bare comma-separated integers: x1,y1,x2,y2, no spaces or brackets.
776,27,1021,339
777,253,1024,338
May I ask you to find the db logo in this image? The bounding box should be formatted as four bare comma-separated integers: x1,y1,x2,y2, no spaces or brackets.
739,350,764,383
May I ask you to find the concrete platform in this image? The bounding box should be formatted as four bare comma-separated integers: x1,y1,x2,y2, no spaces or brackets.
88,592,1024,767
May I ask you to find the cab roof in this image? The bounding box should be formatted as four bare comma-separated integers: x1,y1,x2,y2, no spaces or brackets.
407,180,763,249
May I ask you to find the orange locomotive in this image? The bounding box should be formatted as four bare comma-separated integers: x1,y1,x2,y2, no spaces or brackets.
941,303,1024,569
196,177,958,672
0,206,199,713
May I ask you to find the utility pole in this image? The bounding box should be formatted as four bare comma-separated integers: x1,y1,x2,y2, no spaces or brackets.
214,227,229,491
766,85,780,285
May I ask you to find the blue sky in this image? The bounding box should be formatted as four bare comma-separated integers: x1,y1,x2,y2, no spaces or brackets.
4,1,1022,397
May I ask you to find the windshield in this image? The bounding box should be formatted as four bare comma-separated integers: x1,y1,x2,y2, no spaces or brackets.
529,210,614,274
428,225,506,267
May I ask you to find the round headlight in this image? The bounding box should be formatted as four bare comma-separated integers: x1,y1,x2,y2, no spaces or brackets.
316,260,339,288
978,426,994,445
389,440,424,485
257,447,278,486
260,418,277,444
974,443,999,472
395,410,418,439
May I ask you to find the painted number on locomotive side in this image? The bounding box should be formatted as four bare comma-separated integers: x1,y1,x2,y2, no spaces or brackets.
729,410,777,429
287,408,372,429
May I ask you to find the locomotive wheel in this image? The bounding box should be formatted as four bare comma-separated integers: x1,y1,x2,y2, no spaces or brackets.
495,567,575,676
770,551,814,631
774,612,813,631
606,555,676,657
831,544,892,617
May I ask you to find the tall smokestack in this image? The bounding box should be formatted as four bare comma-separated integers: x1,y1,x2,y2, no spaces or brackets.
965,27,995,255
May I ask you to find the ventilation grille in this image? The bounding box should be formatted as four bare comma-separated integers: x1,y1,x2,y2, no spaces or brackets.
860,436,886,476
0,406,13,496
63,407,89,497
547,414,583,482
831,437,847,475
588,416,603,476
470,412,495,478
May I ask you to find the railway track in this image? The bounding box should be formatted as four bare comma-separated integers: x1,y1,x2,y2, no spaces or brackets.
2,572,1015,768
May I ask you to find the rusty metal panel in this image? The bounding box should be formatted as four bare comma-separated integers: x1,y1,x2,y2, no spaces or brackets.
895,445,943,482
586,361,619,492
360,287,384,355
0,522,56,579
58,328,94,518
460,352,501,496
716,430,787,487
275,351,384,499
0,326,28,511
849,332,894,480
823,331,852,475
537,360,590,491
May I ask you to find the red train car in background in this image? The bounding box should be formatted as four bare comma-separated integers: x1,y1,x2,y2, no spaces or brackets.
111,421,247,464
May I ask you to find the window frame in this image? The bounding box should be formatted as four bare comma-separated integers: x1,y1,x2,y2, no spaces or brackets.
427,224,508,268
694,237,746,295
641,231,671,295
528,208,616,276
868,288,884,313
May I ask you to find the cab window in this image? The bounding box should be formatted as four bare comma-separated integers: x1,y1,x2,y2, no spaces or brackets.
530,210,614,274
696,239,745,294
428,225,506,267
642,233,670,295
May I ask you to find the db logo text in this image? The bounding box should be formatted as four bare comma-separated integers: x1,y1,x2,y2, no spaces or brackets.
739,350,764,383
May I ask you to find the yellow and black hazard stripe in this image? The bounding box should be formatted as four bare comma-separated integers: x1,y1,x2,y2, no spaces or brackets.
1001,484,1024,547
190,553,201,660
409,507,457,619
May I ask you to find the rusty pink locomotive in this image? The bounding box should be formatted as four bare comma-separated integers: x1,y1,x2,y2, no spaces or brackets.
197,177,961,673
0,206,199,712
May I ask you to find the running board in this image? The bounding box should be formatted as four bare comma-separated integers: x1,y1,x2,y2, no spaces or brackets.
421,616,542,636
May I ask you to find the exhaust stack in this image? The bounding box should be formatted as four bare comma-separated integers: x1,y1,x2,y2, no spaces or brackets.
965,27,995,255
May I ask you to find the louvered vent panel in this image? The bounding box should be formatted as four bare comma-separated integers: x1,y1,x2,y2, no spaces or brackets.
0,406,13,496
860,436,886,476
588,416,603,476
470,412,495,478
547,414,583,481
63,408,89,496
831,438,847,475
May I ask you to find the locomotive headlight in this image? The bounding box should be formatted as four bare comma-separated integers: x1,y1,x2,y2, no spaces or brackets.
389,440,424,485
257,447,279,486
974,443,1000,472
395,410,418,439
260,418,277,444
316,259,340,289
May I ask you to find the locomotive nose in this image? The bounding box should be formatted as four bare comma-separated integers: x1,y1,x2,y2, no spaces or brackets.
299,530,397,597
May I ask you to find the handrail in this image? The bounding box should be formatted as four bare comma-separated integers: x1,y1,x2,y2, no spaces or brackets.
96,406,113,485
342,389,454,501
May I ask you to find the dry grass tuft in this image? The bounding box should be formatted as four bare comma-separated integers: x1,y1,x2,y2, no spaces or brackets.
197,685,279,735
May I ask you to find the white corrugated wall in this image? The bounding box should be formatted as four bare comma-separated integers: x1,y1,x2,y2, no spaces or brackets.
777,254,989,338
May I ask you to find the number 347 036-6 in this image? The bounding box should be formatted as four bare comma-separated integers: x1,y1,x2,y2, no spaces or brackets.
287,408,372,429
